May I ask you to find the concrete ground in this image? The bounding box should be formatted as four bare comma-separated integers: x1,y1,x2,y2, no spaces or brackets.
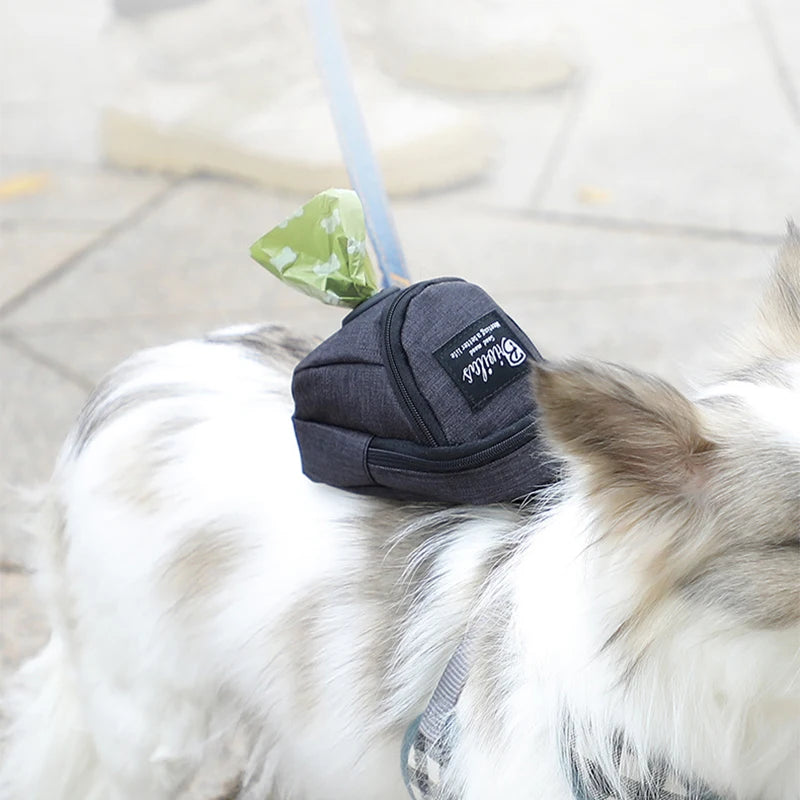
1,0,798,794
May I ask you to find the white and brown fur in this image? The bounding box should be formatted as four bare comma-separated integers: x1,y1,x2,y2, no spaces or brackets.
1,229,799,800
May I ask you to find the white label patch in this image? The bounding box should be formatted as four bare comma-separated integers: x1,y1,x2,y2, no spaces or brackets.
434,311,532,409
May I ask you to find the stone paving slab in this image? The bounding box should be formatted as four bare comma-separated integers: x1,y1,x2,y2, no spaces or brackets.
9,308,341,389
538,1,800,234
0,340,88,490
0,165,168,228
447,89,574,210
760,0,800,115
0,178,301,327
7,244,766,404
0,227,98,308
393,201,778,290
3,177,778,327
0,166,173,315
0,338,89,568
500,279,762,389
1,174,778,399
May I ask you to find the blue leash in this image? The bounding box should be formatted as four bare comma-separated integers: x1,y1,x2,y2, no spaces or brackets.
304,0,411,289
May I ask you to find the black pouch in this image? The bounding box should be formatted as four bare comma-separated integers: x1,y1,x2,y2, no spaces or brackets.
291,278,557,505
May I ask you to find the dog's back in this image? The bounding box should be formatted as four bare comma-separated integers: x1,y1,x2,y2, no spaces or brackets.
1,233,798,800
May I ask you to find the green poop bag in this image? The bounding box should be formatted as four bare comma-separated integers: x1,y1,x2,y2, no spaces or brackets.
250,189,381,307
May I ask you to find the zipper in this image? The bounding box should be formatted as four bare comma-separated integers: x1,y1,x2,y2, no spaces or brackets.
369,421,537,473
383,283,450,447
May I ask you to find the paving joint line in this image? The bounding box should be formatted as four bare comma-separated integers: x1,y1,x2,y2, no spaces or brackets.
0,176,187,322
0,562,30,576
0,307,267,334
487,207,784,246
751,0,800,129
529,75,588,208
505,278,764,303
0,330,96,393
0,218,109,234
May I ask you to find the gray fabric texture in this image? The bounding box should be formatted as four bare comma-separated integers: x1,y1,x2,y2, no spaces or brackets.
400,282,536,444
291,279,556,504
293,293,421,441
292,419,373,487
293,362,421,441
368,435,547,504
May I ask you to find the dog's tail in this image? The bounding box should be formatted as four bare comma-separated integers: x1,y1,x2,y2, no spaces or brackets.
0,494,111,800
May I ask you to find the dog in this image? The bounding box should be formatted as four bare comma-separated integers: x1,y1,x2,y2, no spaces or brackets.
1,229,798,800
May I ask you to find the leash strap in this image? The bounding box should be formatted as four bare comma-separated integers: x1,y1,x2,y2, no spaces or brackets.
566,730,722,800
304,0,411,289
402,638,470,800
403,636,726,800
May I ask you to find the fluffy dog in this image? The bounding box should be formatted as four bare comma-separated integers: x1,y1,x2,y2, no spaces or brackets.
1,230,798,800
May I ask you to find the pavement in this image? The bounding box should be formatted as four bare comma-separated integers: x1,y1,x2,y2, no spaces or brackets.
0,0,799,795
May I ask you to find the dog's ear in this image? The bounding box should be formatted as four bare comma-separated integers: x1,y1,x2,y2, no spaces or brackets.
532,361,714,495
754,221,800,359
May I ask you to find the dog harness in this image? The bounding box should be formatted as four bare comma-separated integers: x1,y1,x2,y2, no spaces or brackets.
401,643,725,800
